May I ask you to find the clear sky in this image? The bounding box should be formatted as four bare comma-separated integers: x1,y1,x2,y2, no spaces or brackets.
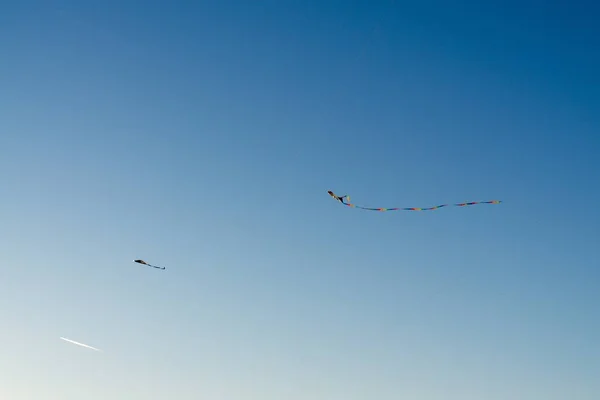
1,1,599,399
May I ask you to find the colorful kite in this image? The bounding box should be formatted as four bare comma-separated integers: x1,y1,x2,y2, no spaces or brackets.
133,259,165,270
327,190,501,212
327,190,350,204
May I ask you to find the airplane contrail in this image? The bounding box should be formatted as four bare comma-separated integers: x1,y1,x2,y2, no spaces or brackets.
60,337,102,352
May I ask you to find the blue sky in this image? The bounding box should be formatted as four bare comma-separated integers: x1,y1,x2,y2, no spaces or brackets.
1,1,599,399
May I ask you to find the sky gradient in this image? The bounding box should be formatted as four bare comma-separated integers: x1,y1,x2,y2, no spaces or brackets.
1,1,599,399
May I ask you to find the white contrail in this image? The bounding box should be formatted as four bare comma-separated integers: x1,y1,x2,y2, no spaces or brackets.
60,337,102,352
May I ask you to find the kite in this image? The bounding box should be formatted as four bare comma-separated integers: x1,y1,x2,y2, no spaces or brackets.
134,259,165,270
327,190,502,212
327,190,350,204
